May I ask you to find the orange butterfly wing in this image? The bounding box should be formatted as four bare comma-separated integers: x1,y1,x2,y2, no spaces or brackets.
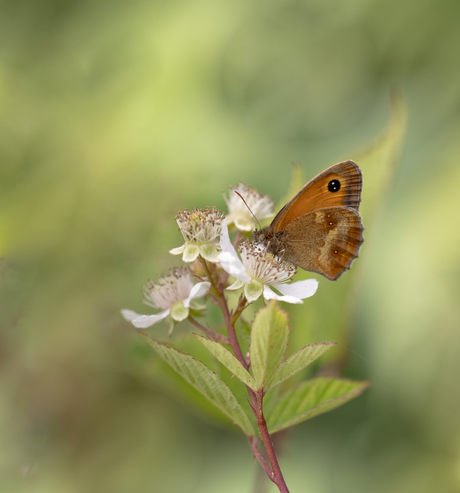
271,160,362,232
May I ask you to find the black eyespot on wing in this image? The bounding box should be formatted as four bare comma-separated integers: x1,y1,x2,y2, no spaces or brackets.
328,179,341,192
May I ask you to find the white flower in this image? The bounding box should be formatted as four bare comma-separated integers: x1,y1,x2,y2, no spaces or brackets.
121,267,210,331
224,183,274,231
218,222,318,303
170,207,224,263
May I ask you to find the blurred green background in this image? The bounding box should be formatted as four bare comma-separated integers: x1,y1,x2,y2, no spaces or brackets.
1,0,460,492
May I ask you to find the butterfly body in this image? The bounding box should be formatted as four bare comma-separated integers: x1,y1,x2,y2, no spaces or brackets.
252,161,364,280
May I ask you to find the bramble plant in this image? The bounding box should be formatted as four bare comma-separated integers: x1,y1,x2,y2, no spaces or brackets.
122,184,370,493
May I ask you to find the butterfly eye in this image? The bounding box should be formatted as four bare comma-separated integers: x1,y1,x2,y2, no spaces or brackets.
328,179,341,192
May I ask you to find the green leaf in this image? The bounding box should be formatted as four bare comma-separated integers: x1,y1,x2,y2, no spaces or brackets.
266,377,370,433
140,333,255,436
194,334,257,391
266,341,337,390
250,301,289,390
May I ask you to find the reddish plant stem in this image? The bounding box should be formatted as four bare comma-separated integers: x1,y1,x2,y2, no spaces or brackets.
220,293,248,370
254,390,289,493
199,257,248,370
199,256,289,493
248,436,271,477
231,294,248,326
188,316,230,344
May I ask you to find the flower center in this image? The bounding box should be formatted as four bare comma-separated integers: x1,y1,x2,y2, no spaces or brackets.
239,240,296,285
143,267,193,309
175,207,224,244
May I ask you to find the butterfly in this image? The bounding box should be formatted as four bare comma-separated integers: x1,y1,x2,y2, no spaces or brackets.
252,160,364,280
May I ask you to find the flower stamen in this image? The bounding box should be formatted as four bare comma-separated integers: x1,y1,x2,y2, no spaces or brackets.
171,207,225,263
225,183,274,232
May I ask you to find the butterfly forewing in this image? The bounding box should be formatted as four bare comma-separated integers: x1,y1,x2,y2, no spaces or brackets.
253,160,364,280
271,160,362,232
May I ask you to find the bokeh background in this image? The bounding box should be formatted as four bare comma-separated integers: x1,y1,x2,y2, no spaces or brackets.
1,0,460,492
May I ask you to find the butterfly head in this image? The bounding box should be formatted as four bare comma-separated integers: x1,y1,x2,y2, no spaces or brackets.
252,226,287,258
252,226,271,246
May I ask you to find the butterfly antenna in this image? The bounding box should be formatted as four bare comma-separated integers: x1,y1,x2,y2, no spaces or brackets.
234,191,261,230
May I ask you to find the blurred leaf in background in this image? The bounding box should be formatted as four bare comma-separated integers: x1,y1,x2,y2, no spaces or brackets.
1,0,460,492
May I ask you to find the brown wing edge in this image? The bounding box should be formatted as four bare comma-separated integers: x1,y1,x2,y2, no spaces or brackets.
322,208,364,280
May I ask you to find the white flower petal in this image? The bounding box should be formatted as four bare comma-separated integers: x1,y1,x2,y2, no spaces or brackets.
263,285,303,304
184,281,211,307
122,308,171,328
169,245,185,255
121,309,143,322
219,221,239,257
218,251,251,283
272,279,319,299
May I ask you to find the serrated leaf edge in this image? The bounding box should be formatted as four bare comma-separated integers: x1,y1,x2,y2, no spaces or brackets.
139,332,255,436
266,341,337,391
250,302,289,389
268,379,370,434
194,334,257,391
